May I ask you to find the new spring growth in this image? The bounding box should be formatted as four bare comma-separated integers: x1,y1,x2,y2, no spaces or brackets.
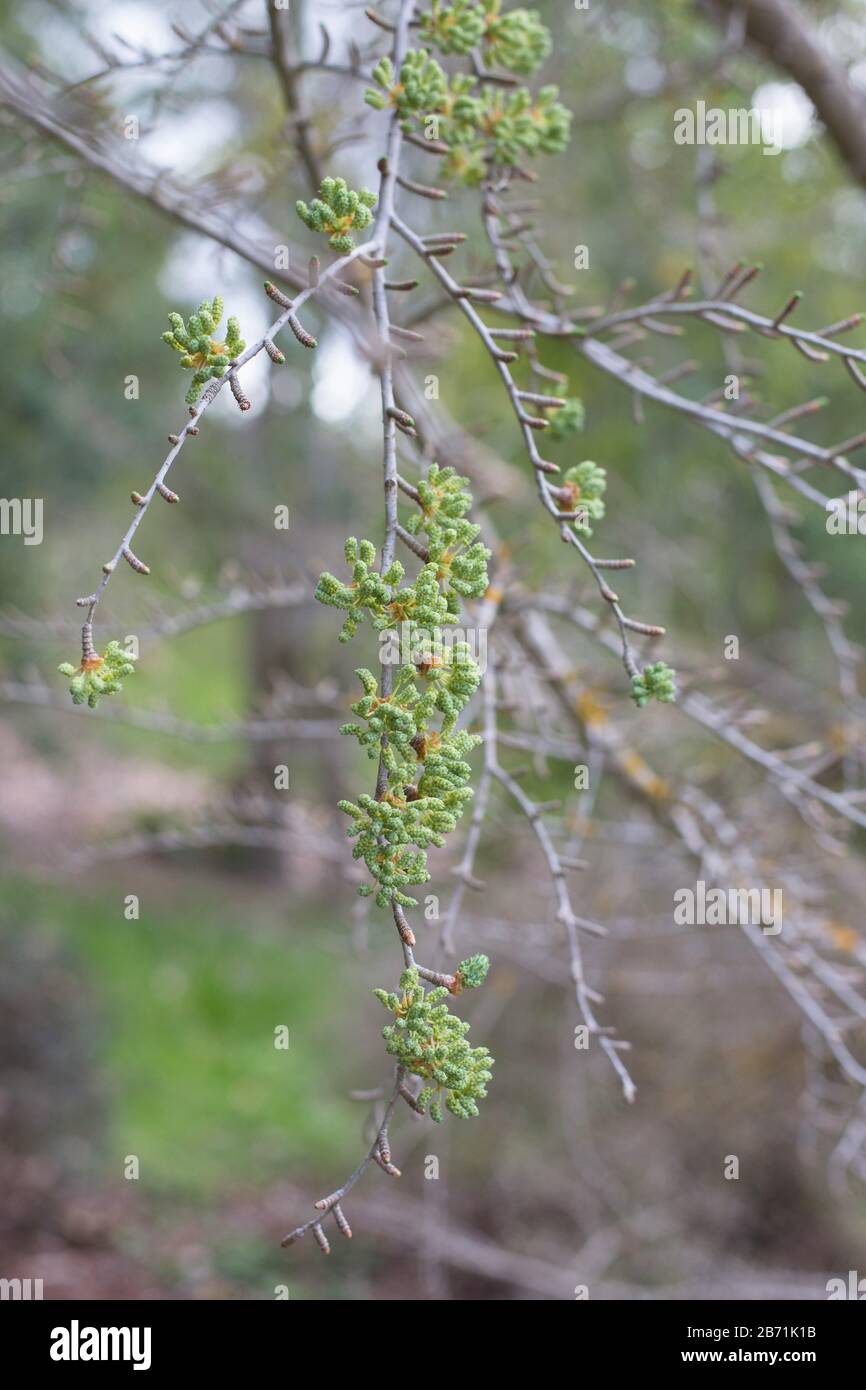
374,966,494,1121
365,6,570,185
463,83,571,168
366,49,449,128
453,952,490,992
58,640,137,708
161,295,246,404
316,538,422,643
630,661,678,709
419,2,486,57
316,467,489,907
404,463,491,610
338,726,481,907
546,396,585,440
420,1,551,75
295,178,378,253
553,460,606,539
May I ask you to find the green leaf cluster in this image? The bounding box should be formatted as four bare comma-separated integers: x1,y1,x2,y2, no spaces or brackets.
418,0,486,54
338,725,480,907
161,295,245,404
555,460,607,539
315,539,448,643
451,83,571,172
546,396,585,440
374,966,494,1120
316,468,489,908
295,177,378,252
482,0,552,75
364,3,570,185
405,463,491,607
454,952,490,990
630,661,678,708
420,1,551,75
366,50,449,120
59,640,138,708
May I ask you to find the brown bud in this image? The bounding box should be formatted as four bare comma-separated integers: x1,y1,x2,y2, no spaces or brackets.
288,313,317,349
264,280,293,309
122,546,150,575
333,1204,352,1239
312,1222,331,1255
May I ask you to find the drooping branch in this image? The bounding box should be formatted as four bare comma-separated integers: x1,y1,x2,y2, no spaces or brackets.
12,0,866,1247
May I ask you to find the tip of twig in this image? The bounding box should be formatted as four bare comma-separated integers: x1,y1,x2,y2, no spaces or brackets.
288,313,317,349
365,6,395,31
264,280,293,310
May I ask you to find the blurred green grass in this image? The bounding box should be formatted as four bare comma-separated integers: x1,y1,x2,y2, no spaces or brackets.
130,620,250,777
2,876,357,1195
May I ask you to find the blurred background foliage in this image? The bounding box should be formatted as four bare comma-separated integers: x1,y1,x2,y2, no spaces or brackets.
1,0,866,1299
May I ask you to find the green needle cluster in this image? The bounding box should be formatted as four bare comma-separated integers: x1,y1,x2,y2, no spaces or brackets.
453,952,490,991
374,967,494,1120
337,722,480,907
419,0,486,54
161,295,246,404
316,468,488,909
318,468,495,1118
295,177,378,252
481,0,552,75
630,661,678,709
555,460,607,539
464,83,571,167
58,640,138,708
366,50,449,123
405,463,491,608
420,2,550,75
316,539,449,643
365,3,570,185
546,396,586,440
